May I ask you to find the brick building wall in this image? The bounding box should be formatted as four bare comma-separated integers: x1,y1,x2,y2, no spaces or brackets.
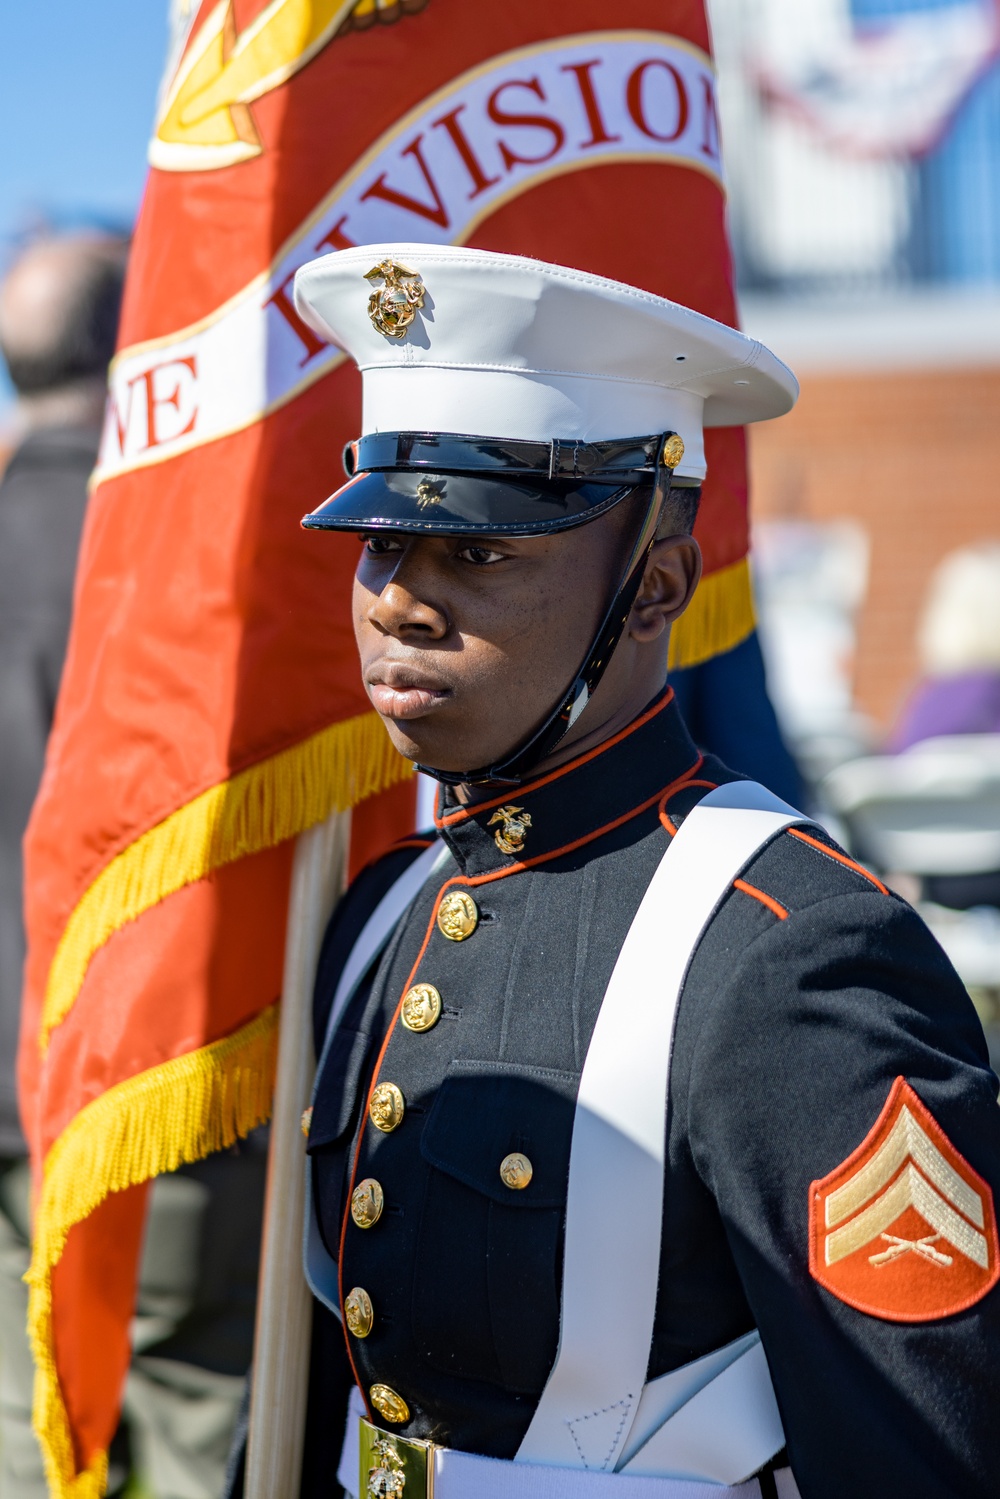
748,365,1000,734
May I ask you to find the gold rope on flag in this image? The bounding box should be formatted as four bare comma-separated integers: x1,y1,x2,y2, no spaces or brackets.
668,557,755,671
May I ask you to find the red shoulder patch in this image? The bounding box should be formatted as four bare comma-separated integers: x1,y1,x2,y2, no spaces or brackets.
809,1077,999,1321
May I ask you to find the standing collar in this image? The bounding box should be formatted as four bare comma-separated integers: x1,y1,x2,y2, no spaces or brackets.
434,688,699,877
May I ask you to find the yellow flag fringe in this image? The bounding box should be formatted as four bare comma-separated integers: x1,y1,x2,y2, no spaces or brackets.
40,576,748,1055
668,556,755,672
27,1004,280,1499
41,709,411,1049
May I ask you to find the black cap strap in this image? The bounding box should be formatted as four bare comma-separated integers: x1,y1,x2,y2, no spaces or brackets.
415,477,668,788
345,431,672,487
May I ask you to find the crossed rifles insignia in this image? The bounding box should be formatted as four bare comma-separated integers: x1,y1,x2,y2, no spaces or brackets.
809,1076,999,1320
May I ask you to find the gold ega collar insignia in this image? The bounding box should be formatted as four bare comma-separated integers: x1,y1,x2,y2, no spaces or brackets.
488,804,532,856
364,259,425,339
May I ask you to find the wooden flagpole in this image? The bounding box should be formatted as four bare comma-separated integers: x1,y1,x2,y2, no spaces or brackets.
245,809,352,1499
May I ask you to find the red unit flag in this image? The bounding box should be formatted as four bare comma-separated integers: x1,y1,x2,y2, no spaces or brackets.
20,2,749,1493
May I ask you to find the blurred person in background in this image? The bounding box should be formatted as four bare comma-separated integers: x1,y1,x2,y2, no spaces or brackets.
887,543,1000,911
0,233,126,1494
0,236,266,1499
889,543,1000,753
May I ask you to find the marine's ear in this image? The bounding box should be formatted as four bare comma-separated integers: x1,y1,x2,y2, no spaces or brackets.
628,535,702,643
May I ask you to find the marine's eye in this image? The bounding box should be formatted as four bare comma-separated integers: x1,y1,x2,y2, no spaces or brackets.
363,535,404,555
457,545,506,565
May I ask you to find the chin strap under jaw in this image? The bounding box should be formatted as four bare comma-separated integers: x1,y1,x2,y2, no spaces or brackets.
416,443,677,789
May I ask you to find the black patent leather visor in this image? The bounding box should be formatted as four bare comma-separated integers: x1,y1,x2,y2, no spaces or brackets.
301,429,677,537
301,466,637,537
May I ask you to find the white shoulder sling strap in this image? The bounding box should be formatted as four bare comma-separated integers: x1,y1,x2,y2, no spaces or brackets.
516,781,810,1481
315,839,449,1079
305,838,448,1312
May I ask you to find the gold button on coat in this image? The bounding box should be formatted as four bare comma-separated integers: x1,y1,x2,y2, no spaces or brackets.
369,1082,405,1132
400,983,442,1033
344,1286,374,1338
370,1384,410,1424
300,1106,313,1138
499,1152,533,1190
437,890,478,941
351,1178,384,1229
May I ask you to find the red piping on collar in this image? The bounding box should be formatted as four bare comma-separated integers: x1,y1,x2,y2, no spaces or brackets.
659,778,716,836
434,686,676,828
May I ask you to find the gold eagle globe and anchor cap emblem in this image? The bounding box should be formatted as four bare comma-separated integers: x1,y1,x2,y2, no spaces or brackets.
365,260,426,339
488,805,532,856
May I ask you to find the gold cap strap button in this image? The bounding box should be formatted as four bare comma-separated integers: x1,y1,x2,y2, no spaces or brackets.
500,1152,533,1190
345,1286,374,1339
437,890,478,941
351,1178,384,1230
661,432,685,469
370,1384,410,1425
369,1082,405,1133
400,983,442,1033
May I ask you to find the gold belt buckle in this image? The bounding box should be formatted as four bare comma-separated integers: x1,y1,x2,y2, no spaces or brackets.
359,1415,435,1499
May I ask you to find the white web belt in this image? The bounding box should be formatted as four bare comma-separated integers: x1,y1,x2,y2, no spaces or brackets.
338,1385,803,1498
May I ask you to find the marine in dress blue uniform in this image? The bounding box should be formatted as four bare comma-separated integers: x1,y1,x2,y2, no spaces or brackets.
285,246,1000,1499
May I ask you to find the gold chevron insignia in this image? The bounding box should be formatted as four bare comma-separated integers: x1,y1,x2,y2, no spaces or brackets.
823,1095,991,1274
151,0,429,173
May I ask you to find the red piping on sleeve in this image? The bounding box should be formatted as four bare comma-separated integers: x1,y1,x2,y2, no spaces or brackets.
787,828,889,895
733,877,789,920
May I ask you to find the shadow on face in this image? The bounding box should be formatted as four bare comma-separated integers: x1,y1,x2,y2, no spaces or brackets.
352,493,700,780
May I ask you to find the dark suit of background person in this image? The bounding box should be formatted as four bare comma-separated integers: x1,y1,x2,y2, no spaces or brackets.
0,236,266,1499
0,234,125,1497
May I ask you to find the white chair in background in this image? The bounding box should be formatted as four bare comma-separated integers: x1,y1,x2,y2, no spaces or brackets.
821,737,1000,989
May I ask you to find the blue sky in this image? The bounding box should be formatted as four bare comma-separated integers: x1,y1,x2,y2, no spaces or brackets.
0,0,168,409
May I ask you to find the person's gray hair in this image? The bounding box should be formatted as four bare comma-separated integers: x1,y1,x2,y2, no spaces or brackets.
919,542,1000,675
0,234,128,397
